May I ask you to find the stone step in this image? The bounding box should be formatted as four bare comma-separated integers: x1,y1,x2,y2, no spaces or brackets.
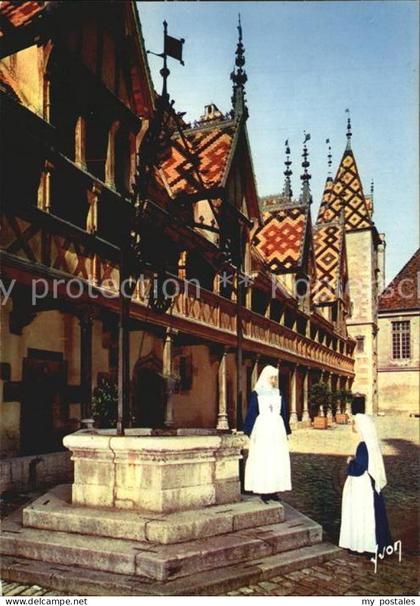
0,542,342,595
22,484,284,544
1,503,322,581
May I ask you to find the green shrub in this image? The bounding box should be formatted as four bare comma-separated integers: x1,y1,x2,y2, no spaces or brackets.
91,378,118,428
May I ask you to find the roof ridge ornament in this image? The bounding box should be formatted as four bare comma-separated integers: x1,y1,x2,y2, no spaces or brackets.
230,14,248,119
299,132,312,205
326,138,332,179
345,108,352,150
282,139,293,200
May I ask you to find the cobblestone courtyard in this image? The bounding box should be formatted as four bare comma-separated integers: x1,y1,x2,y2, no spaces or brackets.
228,415,419,596
1,416,418,596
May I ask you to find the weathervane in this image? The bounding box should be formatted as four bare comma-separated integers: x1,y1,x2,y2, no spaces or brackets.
147,21,185,98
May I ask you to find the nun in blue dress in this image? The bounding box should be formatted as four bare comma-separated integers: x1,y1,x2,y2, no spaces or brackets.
243,365,292,503
339,413,392,553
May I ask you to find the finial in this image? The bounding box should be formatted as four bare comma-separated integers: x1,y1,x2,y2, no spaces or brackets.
230,14,248,119
370,178,374,199
282,139,293,200
326,138,332,177
300,132,312,204
345,108,352,150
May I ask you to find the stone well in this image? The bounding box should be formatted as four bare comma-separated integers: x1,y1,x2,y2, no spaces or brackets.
63,429,246,513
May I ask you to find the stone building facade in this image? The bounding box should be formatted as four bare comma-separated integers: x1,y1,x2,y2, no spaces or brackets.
377,249,420,415
316,124,385,414
0,1,355,467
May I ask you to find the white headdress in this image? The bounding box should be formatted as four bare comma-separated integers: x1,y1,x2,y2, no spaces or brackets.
253,365,279,395
354,413,387,493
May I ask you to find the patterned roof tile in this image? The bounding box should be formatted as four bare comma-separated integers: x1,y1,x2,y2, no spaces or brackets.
252,204,309,274
317,149,372,231
313,222,345,304
0,1,46,34
156,120,237,197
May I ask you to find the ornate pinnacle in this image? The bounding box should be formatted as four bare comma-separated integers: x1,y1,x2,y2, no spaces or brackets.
230,14,248,118
345,108,352,150
326,138,332,178
300,132,312,204
282,139,293,200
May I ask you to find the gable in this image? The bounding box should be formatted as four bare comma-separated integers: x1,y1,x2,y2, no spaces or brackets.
157,120,237,197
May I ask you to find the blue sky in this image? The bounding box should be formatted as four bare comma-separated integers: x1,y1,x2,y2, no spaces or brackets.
138,1,419,283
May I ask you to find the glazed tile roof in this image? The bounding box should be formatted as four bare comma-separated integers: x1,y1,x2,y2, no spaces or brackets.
0,1,46,34
313,221,346,304
155,119,237,197
317,149,372,231
252,204,310,274
378,249,420,312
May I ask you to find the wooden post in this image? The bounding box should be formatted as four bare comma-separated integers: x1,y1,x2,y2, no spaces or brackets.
217,348,229,431
163,328,175,428
302,366,310,422
251,354,260,390
87,183,101,234
117,251,130,437
75,116,87,169
79,309,94,421
289,366,298,424
105,121,119,189
345,376,352,415
325,371,333,421
236,270,243,430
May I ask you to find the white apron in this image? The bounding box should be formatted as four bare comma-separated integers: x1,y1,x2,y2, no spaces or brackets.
339,471,376,553
244,391,292,493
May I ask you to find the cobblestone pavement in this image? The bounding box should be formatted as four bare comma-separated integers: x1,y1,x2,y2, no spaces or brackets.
0,581,61,596
1,416,418,597
228,415,419,596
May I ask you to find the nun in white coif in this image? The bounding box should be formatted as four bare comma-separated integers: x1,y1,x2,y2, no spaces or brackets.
339,413,392,553
243,365,292,501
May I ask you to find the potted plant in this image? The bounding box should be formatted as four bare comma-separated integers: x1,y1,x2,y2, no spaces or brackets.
335,389,353,424
310,382,330,429
328,389,339,426
91,377,119,429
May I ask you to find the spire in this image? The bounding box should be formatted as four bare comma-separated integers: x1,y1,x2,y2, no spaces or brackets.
230,14,248,119
370,178,374,200
282,139,293,200
345,108,352,150
299,132,312,204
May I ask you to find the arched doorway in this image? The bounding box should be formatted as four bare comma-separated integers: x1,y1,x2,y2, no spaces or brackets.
132,355,166,428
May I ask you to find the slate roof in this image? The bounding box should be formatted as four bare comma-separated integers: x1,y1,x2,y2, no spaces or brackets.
378,249,420,312
317,148,372,231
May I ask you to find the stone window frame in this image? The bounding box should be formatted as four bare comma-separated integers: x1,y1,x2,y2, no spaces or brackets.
391,320,411,360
